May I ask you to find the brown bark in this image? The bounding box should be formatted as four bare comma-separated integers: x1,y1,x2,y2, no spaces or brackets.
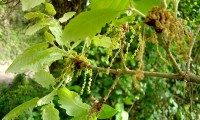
87,65,200,84
51,0,87,19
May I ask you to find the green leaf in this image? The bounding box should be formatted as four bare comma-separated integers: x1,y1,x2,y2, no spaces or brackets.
45,3,56,15
115,103,129,120
93,35,112,48
112,14,135,27
98,104,118,119
115,110,129,120
42,104,59,120
2,97,39,120
33,70,56,88
6,43,48,72
57,86,91,117
166,0,171,5
6,43,65,73
89,0,129,10
25,19,51,35
44,31,55,43
24,12,47,20
72,115,97,120
38,90,57,106
133,0,161,15
25,22,46,35
49,19,64,45
21,0,45,11
59,12,76,23
63,9,121,42
197,12,200,20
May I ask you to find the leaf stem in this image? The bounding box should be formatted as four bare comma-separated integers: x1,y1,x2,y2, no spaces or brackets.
131,8,146,18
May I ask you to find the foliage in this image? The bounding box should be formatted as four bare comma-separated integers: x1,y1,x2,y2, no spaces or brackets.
3,97,39,120
178,0,200,27
41,103,59,120
0,74,48,119
57,86,91,118
2,0,200,120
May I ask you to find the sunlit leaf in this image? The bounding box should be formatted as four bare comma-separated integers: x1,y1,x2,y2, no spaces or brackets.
57,86,91,117
42,104,59,120
93,35,112,48
2,97,39,120
72,115,97,120
6,43,65,73
115,103,129,120
49,19,64,45
59,12,76,23
25,22,46,35
44,31,55,43
112,14,135,27
24,12,47,20
21,0,45,11
133,0,161,15
33,70,56,88
116,110,129,120
63,9,121,42
6,43,48,72
45,3,56,15
62,0,129,44
38,90,57,106
98,104,118,119
89,0,129,10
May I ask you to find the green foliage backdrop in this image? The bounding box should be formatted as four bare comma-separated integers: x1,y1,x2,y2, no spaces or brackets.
1,0,200,120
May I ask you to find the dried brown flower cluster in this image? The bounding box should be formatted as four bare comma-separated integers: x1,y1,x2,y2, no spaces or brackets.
145,7,192,61
145,7,177,34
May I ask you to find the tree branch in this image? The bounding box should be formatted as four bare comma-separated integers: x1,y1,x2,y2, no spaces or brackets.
102,75,120,103
166,46,183,74
157,34,183,74
87,65,200,83
186,25,200,73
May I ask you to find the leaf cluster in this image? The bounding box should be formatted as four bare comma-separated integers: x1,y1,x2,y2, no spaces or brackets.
2,0,200,120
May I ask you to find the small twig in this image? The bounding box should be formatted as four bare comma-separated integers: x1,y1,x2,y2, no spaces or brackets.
166,46,183,74
102,75,120,103
108,44,121,68
157,34,183,74
186,25,200,73
189,83,194,113
88,75,120,117
128,102,135,113
91,71,99,89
